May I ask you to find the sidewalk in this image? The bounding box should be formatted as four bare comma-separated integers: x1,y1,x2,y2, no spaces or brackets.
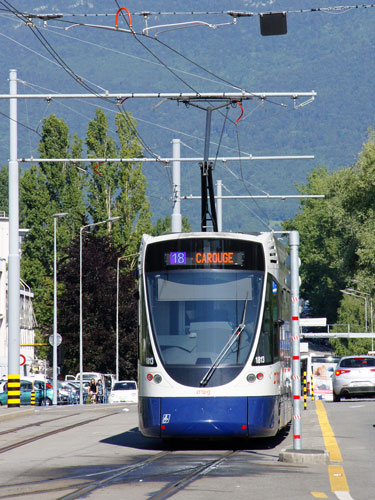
0,405,36,422
279,399,329,463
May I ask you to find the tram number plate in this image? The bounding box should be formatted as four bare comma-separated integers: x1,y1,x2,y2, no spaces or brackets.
162,414,171,424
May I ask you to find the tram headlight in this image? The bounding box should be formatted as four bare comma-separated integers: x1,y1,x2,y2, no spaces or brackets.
153,374,162,384
247,373,256,383
146,373,153,381
256,372,264,381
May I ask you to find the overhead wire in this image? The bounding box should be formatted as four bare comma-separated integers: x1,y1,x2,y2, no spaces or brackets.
221,183,272,231
40,24,233,89
0,0,167,169
0,109,42,137
0,1,311,216
234,121,271,226
113,0,200,94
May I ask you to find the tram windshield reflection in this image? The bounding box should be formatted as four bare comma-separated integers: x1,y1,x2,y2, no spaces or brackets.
146,270,264,367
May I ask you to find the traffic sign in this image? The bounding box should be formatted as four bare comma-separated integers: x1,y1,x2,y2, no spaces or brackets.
20,354,26,366
49,334,62,347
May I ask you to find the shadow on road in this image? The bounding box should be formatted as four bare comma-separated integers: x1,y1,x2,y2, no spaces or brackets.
101,423,291,453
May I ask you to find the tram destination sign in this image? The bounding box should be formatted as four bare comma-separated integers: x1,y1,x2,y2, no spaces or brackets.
167,251,245,266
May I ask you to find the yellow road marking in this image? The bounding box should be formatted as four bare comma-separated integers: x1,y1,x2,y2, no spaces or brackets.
328,465,349,492
315,401,350,495
311,492,328,498
315,400,343,462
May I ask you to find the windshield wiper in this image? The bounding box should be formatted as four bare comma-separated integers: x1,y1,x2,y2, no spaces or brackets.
200,294,248,387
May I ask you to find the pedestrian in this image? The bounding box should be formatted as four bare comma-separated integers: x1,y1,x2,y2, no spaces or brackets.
104,376,110,403
97,379,104,403
88,378,97,403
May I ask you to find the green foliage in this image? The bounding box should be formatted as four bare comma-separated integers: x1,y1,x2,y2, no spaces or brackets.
20,115,86,342
152,215,192,236
85,109,153,257
18,110,152,371
58,234,138,379
284,130,375,354
0,166,8,214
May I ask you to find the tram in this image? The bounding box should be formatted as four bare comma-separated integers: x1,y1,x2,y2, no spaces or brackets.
137,231,292,438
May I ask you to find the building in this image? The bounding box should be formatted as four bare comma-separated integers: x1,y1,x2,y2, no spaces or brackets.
0,213,36,378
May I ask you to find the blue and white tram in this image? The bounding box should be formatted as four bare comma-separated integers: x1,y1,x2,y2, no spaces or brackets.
137,232,292,439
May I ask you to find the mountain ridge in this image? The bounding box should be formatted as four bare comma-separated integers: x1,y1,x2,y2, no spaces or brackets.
0,1,374,231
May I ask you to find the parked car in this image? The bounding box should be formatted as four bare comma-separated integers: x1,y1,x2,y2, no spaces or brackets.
108,380,138,404
0,379,53,406
332,355,375,402
57,381,79,404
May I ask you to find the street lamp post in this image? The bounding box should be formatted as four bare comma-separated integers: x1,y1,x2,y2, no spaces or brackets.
340,289,367,332
53,212,68,405
346,287,373,351
79,216,121,404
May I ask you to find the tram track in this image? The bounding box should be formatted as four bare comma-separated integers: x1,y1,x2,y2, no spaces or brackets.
58,449,239,500
0,412,81,436
0,410,119,454
0,449,240,500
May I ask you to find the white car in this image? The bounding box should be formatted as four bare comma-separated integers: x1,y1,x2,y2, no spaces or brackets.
108,380,138,404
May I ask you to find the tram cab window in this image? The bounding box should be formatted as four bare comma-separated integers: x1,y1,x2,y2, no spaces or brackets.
145,270,264,368
253,275,281,365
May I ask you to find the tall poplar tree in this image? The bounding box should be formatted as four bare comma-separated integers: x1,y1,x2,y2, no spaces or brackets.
85,108,152,256
20,115,85,332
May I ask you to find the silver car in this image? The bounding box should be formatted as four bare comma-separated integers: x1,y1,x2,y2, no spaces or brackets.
332,355,375,402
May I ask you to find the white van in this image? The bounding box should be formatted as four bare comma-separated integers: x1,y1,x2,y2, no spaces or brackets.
75,372,104,383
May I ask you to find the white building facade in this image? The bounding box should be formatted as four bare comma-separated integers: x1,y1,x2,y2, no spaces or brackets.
0,214,36,378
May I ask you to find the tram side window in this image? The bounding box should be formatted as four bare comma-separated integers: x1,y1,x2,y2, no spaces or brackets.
253,275,280,365
139,286,156,367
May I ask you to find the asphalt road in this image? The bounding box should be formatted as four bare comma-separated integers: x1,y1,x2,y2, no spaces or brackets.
0,398,373,500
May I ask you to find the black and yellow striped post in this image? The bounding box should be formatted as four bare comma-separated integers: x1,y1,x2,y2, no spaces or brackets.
7,374,20,407
310,373,314,401
30,381,35,406
303,371,307,410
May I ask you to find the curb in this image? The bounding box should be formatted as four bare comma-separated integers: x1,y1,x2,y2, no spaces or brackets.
0,407,36,423
279,448,330,464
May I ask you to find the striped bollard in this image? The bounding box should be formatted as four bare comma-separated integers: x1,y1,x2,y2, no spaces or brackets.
311,374,314,401
30,391,35,406
7,374,20,407
303,371,307,410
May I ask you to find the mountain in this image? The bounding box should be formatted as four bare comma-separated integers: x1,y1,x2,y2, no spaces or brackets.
0,0,374,231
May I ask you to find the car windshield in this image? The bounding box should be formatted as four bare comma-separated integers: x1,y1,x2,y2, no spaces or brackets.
340,357,375,368
146,269,263,368
113,382,137,391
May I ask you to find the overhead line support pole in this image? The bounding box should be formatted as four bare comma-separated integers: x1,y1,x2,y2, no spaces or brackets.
7,69,20,408
171,139,182,233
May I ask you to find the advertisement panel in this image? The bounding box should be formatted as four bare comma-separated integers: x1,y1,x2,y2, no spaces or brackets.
311,356,340,401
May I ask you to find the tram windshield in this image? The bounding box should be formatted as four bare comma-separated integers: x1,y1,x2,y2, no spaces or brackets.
146,270,264,368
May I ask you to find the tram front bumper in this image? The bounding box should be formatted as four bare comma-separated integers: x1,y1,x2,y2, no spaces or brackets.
139,395,280,438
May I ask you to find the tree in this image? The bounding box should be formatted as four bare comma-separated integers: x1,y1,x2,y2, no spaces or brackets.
85,109,153,257
0,166,8,215
20,115,85,342
57,233,138,379
283,166,350,323
152,215,192,236
284,130,375,354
